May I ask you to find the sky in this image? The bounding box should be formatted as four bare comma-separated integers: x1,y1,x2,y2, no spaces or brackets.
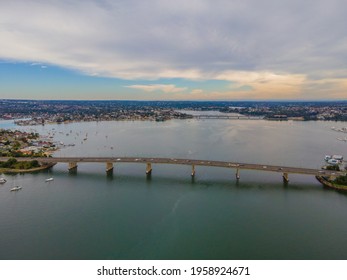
0,0,347,100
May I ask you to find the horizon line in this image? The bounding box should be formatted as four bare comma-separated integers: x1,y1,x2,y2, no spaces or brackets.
1,98,347,103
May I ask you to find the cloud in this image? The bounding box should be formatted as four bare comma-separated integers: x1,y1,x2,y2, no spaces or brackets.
191,89,203,94
0,0,347,99
126,84,187,93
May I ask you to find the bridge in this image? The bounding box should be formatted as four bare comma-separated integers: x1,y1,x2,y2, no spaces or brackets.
194,115,263,120
2,156,345,182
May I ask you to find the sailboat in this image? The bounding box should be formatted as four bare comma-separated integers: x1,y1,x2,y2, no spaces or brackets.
10,186,22,192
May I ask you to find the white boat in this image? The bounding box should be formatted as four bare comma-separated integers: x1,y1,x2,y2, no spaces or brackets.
332,155,343,161
328,159,339,165
324,155,332,161
45,178,54,182
325,154,344,161
10,186,22,192
0,178,7,184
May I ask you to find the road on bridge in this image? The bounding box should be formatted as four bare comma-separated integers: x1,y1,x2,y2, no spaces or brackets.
1,156,345,177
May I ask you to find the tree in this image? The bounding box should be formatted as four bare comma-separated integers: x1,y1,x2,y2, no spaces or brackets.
0,158,18,168
30,160,40,168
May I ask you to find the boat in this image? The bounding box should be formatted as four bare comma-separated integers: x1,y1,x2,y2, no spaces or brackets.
328,159,339,165
324,155,332,161
325,155,344,162
332,155,343,161
45,178,54,182
0,178,7,184
10,186,22,192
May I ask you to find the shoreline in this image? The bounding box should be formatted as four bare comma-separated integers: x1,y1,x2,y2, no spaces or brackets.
2,116,347,128
0,163,56,174
315,175,347,191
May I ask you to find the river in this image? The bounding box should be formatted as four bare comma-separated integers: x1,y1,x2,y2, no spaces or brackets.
0,119,346,259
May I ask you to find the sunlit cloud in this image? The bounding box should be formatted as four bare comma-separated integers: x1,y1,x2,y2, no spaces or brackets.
0,0,347,99
191,89,203,95
126,84,187,93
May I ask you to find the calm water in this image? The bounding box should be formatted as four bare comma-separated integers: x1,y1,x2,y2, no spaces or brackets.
0,119,347,260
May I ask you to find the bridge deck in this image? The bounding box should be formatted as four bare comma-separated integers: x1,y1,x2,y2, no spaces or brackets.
194,115,263,119
1,157,344,177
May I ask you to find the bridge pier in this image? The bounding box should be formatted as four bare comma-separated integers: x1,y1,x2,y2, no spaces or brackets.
282,172,289,183
191,164,196,177
68,162,78,172
106,162,114,173
146,162,152,175
236,168,240,180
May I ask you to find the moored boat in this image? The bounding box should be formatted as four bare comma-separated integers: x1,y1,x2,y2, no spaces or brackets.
324,155,332,161
332,155,343,161
10,186,22,192
45,177,54,182
324,155,343,163
328,159,339,165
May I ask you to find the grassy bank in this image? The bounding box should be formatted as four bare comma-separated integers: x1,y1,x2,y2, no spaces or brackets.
0,158,56,174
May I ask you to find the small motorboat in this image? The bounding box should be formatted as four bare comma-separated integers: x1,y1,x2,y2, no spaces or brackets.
0,178,7,184
10,186,22,192
45,178,54,182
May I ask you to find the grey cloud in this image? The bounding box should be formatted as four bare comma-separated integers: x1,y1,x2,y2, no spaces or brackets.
0,0,346,79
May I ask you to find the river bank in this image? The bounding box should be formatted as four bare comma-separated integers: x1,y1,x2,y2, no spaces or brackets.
315,175,347,191
0,162,56,174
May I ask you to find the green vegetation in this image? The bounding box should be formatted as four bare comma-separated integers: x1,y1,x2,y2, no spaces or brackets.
0,150,47,157
334,174,347,186
326,165,340,171
0,158,41,170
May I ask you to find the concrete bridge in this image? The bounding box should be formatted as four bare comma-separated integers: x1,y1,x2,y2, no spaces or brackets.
1,156,345,182
194,115,263,120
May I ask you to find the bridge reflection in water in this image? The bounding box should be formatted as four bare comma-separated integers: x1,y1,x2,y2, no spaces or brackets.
1,156,344,183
